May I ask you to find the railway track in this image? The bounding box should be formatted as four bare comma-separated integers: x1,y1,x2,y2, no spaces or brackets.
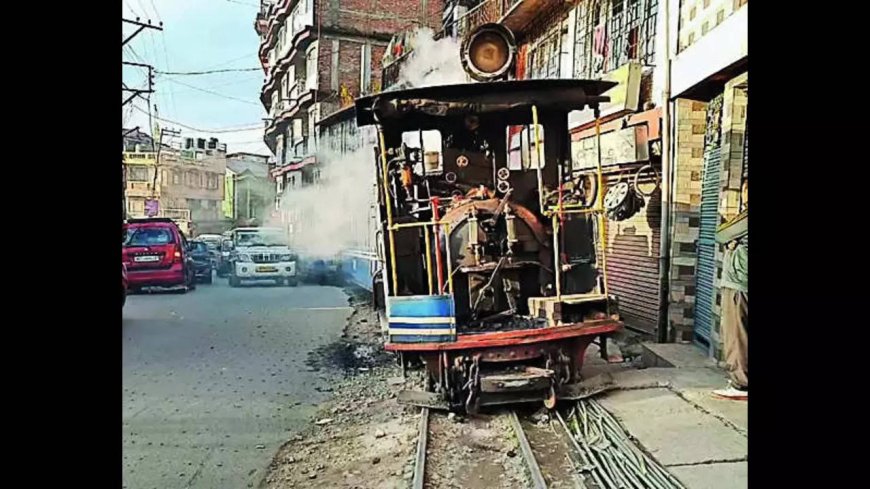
411,407,585,489
411,402,686,489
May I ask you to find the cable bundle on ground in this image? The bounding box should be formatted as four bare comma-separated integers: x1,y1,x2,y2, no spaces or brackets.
557,400,686,489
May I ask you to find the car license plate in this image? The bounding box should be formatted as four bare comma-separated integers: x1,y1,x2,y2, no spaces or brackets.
256,266,277,273
134,255,160,263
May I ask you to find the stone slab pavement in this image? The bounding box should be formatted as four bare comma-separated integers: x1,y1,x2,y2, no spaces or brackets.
583,344,748,488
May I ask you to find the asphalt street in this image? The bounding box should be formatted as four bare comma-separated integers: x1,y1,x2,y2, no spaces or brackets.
122,276,352,489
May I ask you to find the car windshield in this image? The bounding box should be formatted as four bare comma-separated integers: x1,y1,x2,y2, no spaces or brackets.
125,227,175,246
236,231,286,247
200,237,221,248
191,242,209,253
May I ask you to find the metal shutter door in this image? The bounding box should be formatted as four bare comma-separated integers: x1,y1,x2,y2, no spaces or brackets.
694,147,721,345
604,175,662,335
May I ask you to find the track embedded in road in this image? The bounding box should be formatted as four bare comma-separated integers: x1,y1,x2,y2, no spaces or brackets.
412,408,578,489
411,401,687,489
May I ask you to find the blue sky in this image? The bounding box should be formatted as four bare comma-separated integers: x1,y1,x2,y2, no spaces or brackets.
123,0,270,155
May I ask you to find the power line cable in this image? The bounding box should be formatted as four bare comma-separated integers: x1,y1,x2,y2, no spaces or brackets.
131,104,264,133
161,77,262,106
225,0,260,7
156,67,262,75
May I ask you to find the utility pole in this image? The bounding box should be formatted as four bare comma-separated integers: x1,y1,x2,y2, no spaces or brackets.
122,17,162,106
657,0,674,343
123,17,163,46
122,16,162,223
151,127,181,208
122,61,155,106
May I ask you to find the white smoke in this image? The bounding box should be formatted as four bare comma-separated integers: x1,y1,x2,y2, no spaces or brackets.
394,27,469,89
273,28,470,258
277,146,377,258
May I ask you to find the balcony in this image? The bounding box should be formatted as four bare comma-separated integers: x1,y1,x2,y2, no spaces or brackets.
498,0,561,34
456,0,561,38
126,181,159,198
255,11,269,36
260,0,313,68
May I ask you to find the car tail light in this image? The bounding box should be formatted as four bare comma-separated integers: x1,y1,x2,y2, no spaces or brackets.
173,245,183,263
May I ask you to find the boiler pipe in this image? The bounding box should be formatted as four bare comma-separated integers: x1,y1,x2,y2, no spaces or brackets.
378,128,399,295
432,197,445,294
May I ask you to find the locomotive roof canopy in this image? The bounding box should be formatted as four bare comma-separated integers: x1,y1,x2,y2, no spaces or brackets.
354,79,618,128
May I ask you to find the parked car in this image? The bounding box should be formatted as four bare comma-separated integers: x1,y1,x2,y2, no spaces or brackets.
196,233,223,269
122,262,128,308
123,218,196,292
188,240,214,284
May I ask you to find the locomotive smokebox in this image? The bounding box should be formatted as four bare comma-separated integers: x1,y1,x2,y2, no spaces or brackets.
461,23,517,82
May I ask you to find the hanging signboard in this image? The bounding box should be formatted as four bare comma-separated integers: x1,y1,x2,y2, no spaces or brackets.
568,61,642,129
572,125,649,170
144,199,160,217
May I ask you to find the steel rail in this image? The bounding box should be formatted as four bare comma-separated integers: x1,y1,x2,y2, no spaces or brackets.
509,410,548,489
412,407,429,489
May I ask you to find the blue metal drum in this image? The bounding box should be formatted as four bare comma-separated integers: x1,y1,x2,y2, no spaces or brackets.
387,295,456,343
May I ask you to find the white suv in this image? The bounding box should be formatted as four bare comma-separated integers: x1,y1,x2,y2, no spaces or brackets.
227,227,298,287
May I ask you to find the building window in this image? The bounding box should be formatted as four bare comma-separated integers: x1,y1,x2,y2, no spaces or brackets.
574,0,658,79
128,166,150,182
306,41,319,92
529,25,561,80
172,171,181,185
330,39,340,92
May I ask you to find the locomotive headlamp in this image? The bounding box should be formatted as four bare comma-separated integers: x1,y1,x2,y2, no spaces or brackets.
461,23,517,81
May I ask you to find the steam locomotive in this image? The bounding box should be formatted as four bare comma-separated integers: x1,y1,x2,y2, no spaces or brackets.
355,24,623,412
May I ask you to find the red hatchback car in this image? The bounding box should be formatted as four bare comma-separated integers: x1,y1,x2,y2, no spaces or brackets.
123,218,196,292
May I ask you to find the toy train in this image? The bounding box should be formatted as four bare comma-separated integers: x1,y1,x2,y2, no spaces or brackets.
354,24,623,412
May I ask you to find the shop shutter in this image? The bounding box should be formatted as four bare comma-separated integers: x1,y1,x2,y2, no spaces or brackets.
603,170,662,335
694,147,721,345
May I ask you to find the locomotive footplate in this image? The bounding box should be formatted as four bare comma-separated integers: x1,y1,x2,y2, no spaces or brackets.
396,372,616,411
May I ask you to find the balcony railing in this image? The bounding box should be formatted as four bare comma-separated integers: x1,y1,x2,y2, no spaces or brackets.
123,152,157,165
126,182,158,197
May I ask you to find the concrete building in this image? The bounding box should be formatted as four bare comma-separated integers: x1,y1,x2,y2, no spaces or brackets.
225,152,275,226
123,128,168,223
122,130,229,236
255,0,444,244
662,0,748,358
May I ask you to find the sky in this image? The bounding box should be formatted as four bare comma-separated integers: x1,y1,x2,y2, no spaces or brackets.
122,0,270,156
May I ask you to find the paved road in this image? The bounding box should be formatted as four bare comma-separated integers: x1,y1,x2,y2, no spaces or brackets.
122,276,352,489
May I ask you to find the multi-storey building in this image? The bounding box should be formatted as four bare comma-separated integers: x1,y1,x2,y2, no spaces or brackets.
122,130,229,236
255,0,445,248
225,152,275,226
